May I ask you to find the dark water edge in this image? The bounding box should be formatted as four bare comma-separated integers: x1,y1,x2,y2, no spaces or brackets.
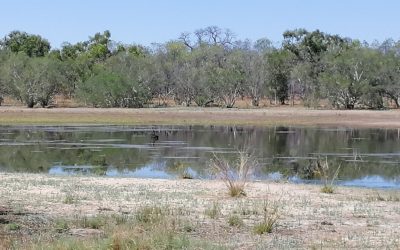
1,125,400,189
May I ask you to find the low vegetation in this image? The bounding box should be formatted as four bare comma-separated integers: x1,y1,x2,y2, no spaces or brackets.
210,149,257,197
313,157,341,194
1,173,400,249
227,214,244,227
253,200,280,235
204,201,221,219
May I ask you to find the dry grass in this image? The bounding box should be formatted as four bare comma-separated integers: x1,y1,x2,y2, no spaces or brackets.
253,199,280,234
313,157,341,194
210,149,256,197
0,173,400,249
1,107,400,128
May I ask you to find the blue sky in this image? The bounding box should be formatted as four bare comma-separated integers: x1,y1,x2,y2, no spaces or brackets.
1,0,399,48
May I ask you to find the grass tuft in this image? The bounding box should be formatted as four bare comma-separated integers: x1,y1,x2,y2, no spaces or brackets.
135,206,165,225
253,200,280,235
180,170,194,180
54,218,69,233
204,201,221,219
321,185,334,194
210,148,257,197
314,157,341,194
80,215,105,229
227,215,243,227
7,222,20,231
63,193,78,204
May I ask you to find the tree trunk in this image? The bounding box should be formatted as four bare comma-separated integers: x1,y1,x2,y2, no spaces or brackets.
252,98,259,107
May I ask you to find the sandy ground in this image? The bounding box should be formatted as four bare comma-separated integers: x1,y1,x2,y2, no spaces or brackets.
0,173,399,249
1,107,400,128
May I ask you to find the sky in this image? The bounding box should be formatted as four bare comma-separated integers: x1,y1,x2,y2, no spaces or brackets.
1,0,400,49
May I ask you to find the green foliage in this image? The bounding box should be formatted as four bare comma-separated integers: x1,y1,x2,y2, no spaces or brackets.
6,222,20,231
321,185,334,194
78,52,151,108
0,28,400,110
266,50,293,104
135,206,165,225
227,215,243,227
2,54,67,107
253,200,280,234
63,193,78,204
2,30,50,57
54,219,69,233
80,215,106,229
283,29,351,106
78,71,150,108
319,46,377,109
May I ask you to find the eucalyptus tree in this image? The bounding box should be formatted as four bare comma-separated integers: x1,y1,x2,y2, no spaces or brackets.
0,50,10,105
78,51,151,108
319,45,378,109
187,45,217,107
207,46,245,108
265,49,294,105
283,29,348,106
86,30,112,62
240,47,268,106
180,26,235,49
148,42,180,106
2,54,66,107
60,42,87,60
173,53,199,106
1,31,50,57
379,51,400,108
162,41,195,106
373,40,400,108
58,31,117,98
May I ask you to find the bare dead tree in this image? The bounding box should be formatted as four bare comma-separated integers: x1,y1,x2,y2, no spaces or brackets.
179,32,194,51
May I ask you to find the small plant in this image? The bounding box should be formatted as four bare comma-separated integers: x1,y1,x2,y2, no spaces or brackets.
111,213,129,225
204,201,221,219
7,223,20,231
314,157,341,194
182,222,195,232
92,165,108,176
321,185,334,194
210,148,257,197
81,216,105,229
63,193,77,204
227,215,243,227
54,219,69,233
90,155,108,175
91,155,107,166
135,206,164,225
253,200,279,235
172,162,194,179
180,169,194,179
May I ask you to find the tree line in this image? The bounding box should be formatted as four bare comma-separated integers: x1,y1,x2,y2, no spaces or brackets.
0,27,399,109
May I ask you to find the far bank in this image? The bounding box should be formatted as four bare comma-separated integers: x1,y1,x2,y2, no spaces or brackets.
0,107,400,128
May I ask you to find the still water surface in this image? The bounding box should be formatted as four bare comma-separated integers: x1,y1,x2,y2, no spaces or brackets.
0,125,400,188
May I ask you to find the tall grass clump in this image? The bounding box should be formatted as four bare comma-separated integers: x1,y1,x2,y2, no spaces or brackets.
210,148,257,197
253,199,280,234
135,206,165,225
314,157,341,194
204,201,221,219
